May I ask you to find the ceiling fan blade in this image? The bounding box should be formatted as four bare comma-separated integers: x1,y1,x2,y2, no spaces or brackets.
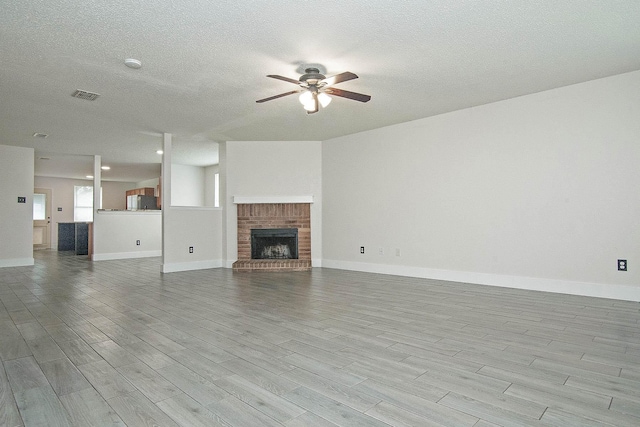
322,72,358,86
325,87,371,102
266,75,301,85
256,90,300,103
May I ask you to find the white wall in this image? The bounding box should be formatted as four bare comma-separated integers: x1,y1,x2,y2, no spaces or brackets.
162,207,222,272
93,211,161,260
223,141,322,267
160,135,223,273
135,177,160,191
33,176,136,248
0,145,34,267
322,70,640,300
102,181,136,210
171,164,205,206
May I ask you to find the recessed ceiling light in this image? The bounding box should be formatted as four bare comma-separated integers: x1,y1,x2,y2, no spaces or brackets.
156,150,164,155
101,166,111,170
33,132,48,138
86,175,94,179
124,58,142,69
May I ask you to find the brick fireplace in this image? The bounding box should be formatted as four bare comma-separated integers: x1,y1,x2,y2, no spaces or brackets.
232,202,311,272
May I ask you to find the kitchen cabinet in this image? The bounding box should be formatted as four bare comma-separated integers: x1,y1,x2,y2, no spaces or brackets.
57,222,89,255
58,223,75,251
126,187,155,196
157,178,162,209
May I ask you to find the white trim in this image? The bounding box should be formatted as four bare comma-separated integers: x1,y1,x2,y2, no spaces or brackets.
93,250,161,261
97,210,161,215
167,206,221,211
162,259,223,273
233,195,314,204
0,257,34,268
322,259,640,302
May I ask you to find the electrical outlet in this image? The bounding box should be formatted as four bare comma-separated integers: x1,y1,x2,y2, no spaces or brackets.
136,240,140,246
189,246,194,254
360,246,365,254
618,259,627,271
17,197,26,203
395,248,401,257
378,247,384,255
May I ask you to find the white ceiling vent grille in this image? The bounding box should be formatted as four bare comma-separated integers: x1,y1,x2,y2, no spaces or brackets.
72,89,100,101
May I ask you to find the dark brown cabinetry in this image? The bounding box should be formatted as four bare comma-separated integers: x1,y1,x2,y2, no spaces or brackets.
126,187,155,197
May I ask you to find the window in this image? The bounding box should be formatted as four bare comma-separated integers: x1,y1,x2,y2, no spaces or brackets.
214,173,220,208
33,193,46,220
74,186,102,222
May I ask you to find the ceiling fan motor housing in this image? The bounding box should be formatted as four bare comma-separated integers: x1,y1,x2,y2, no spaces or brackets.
299,68,326,84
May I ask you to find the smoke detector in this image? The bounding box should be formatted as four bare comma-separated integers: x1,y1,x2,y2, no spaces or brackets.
124,58,142,69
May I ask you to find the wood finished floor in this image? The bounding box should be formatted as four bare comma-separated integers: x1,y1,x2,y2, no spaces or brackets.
1,251,639,427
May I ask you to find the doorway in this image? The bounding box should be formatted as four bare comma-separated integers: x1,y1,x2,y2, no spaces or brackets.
33,188,52,249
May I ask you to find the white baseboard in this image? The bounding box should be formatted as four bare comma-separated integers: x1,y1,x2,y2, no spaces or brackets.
322,259,640,302
93,250,161,261
162,259,223,273
0,257,34,268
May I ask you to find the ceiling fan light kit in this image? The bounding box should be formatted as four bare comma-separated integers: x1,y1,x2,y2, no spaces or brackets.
318,92,332,108
299,91,331,112
257,67,371,114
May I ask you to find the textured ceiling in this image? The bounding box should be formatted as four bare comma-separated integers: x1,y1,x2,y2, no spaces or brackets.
1,1,640,182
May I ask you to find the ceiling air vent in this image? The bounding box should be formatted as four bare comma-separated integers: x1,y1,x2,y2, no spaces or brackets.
72,89,100,101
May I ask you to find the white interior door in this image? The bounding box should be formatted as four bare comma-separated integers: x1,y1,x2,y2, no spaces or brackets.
33,188,52,249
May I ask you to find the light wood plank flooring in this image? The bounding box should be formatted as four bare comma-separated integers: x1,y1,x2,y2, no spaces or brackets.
1,250,639,426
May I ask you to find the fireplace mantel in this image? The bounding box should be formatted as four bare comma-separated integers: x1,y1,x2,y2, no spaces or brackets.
233,195,314,204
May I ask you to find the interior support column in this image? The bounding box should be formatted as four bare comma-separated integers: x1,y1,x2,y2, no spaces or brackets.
161,133,171,270
91,155,101,260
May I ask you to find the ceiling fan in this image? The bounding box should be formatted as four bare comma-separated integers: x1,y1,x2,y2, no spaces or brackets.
256,67,371,114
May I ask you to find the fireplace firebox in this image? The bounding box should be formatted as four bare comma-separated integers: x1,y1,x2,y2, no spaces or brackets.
251,228,298,260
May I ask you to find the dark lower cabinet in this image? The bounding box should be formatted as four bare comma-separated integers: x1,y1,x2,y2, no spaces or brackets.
58,223,75,251
75,223,89,255
58,222,89,255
